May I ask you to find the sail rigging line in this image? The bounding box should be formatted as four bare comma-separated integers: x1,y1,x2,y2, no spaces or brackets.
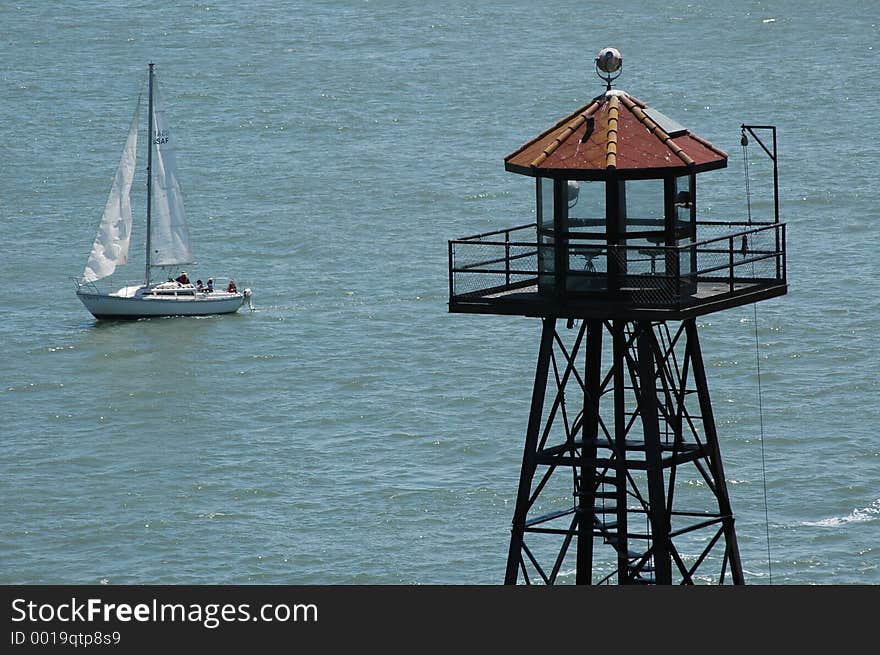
742,128,773,584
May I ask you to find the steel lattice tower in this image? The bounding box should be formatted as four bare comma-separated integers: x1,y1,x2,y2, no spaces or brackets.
447,49,786,584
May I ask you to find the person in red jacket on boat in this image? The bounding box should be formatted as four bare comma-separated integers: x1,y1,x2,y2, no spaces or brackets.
227,279,237,293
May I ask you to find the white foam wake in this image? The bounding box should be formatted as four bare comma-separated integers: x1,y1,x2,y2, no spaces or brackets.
802,498,880,527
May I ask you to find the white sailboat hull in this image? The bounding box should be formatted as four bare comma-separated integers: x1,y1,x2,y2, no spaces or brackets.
76,287,247,319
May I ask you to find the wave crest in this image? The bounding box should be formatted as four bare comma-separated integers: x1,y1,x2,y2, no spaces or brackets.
803,499,880,527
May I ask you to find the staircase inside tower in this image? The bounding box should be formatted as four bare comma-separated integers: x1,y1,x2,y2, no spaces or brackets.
505,318,743,585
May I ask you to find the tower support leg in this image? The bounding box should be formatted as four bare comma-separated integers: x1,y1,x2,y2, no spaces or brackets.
505,317,556,584
575,320,603,584
685,320,745,584
637,322,672,584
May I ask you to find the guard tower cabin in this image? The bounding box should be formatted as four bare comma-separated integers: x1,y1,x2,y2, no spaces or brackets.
449,62,786,318
448,49,786,585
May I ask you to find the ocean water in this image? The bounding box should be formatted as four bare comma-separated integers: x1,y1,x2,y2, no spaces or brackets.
1,1,877,585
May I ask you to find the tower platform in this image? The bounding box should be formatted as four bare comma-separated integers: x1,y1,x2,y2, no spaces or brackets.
449,221,786,320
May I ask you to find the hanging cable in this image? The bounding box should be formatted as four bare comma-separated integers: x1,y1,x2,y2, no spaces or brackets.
742,128,773,583
741,130,751,252
752,301,772,583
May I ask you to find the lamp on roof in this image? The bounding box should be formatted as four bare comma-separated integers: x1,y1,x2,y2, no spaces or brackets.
595,47,623,90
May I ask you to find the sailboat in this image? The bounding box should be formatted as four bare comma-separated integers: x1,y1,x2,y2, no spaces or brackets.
74,63,251,319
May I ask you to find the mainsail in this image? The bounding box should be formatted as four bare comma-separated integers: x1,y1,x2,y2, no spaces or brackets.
82,96,141,283
149,78,193,268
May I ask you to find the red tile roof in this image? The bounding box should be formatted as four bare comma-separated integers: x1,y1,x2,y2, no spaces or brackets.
505,90,727,178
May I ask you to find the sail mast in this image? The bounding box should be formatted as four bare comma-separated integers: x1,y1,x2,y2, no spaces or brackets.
145,62,154,287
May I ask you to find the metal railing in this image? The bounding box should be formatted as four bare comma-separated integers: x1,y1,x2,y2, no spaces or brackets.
72,275,245,295
449,221,786,309
448,223,540,298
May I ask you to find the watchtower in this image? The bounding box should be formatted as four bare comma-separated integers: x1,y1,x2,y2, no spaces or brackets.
448,48,786,584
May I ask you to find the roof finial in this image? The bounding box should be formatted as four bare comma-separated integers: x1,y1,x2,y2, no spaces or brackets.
595,47,623,91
